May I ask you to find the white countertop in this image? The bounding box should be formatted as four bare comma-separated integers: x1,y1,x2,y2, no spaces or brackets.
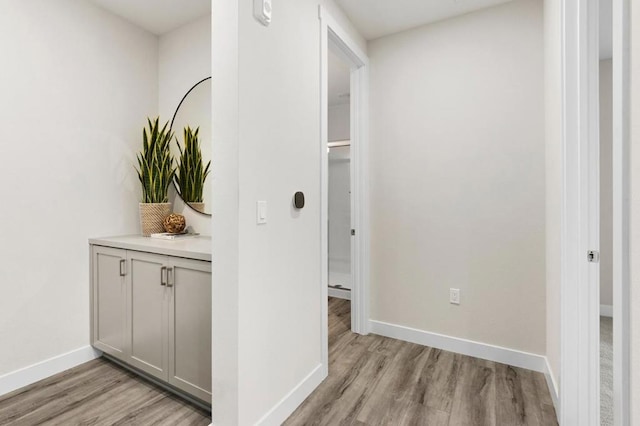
89,235,211,262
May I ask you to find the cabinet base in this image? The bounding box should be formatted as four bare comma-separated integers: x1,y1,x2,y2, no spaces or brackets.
101,353,212,412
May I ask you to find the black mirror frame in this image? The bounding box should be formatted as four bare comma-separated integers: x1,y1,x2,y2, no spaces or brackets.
170,76,212,217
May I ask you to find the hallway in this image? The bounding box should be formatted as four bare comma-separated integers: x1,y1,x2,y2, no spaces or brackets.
285,298,557,425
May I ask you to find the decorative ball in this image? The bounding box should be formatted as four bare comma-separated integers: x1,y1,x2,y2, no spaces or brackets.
163,213,186,233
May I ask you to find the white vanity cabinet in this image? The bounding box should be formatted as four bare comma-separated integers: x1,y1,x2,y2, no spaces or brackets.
90,236,212,405
91,246,128,360
127,251,168,381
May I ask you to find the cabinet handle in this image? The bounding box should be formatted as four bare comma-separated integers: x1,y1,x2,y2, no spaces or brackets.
160,266,167,286
119,259,126,277
167,267,174,288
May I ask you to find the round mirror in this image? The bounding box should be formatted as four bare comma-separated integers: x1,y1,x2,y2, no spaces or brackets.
170,77,212,216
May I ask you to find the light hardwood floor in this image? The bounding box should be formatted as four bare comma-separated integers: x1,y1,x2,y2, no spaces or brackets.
0,299,556,425
0,358,210,425
285,298,558,426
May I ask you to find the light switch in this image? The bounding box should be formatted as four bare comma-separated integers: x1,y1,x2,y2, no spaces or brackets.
257,201,267,224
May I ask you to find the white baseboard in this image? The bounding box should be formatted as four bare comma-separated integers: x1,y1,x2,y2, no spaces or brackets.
0,345,101,397
600,304,613,317
328,287,351,300
369,320,547,373
369,320,561,418
256,363,325,425
543,357,560,421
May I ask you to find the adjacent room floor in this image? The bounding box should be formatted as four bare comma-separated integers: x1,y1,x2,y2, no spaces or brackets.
285,298,558,426
0,358,210,425
601,316,613,426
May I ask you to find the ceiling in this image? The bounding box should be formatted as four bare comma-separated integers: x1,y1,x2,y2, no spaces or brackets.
335,0,612,58
89,0,210,35
328,50,351,107
334,0,513,41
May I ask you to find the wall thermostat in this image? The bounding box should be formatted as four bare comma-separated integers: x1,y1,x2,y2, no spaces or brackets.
294,192,305,209
253,0,272,26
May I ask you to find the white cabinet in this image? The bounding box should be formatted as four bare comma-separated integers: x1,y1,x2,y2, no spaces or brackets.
91,246,128,360
127,251,168,381
90,236,212,404
168,257,212,402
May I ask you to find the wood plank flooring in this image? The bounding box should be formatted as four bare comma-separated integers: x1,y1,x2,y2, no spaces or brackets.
285,298,558,426
0,298,556,425
0,357,210,425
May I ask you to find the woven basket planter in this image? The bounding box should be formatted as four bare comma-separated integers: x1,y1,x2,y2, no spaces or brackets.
139,203,172,236
188,202,206,214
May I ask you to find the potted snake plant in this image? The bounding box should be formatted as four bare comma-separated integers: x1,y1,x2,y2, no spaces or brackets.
135,117,175,236
175,126,211,214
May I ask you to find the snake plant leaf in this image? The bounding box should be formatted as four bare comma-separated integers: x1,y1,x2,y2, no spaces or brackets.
175,126,210,203
134,117,176,203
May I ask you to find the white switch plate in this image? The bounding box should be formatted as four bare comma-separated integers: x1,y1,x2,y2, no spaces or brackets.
256,201,267,224
449,288,460,305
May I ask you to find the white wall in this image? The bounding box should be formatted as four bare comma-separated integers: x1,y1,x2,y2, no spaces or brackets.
368,0,546,355
159,14,212,234
544,0,562,394
0,0,157,376
328,103,351,289
630,0,640,420
211,0,240,423
328,146,351,289
211,0,365,423
600,59,614,309
328,104,350,142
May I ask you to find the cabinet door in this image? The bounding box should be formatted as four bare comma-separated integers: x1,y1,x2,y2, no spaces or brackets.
127,251,169,381
167,258,212,403
91,246,127,360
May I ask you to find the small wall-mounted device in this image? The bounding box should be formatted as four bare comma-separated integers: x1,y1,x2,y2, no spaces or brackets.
449,288,460,305
253,0,272,26
256,201,267,224
293,192,305,209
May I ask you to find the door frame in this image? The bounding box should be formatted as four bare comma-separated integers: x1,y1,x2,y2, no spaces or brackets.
560,0,631,422
319,6,370,375
559,0,600,422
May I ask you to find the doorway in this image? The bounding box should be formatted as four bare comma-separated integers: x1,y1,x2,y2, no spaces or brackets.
327,48,352,302
599,0,630,423
560,0,630,422
599,37,614,426
319,7,370,375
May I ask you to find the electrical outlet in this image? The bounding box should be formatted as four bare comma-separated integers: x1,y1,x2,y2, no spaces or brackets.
449,288,460,305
